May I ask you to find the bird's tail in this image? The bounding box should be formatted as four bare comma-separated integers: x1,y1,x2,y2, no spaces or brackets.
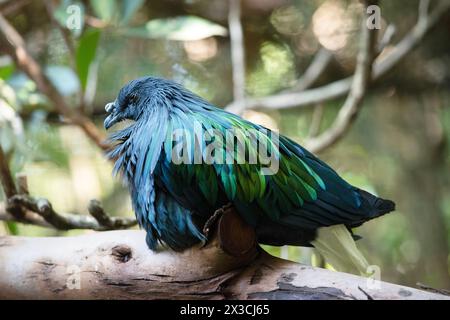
311,224,369,275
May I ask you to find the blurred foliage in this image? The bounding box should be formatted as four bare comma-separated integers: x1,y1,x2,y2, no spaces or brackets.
124,16,228,41
247,42,296,96
53,0,85,36
76,28,101,89
0,0,449,289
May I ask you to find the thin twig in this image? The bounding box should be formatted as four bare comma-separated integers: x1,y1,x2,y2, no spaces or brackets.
84,15,109,29
0,145,27,220
88,199,113,227
225,0,450,111
88,199,136,229
0,155,135,230
377,24,396,53
286,48,333,93
0,13,108,150
2,194,136,231
227,0,246,111
304,0,378,153
0,202,52,228
0,145,17,198
307,104,324,138
226,43,333,114
0,0,31,16
15,172,29,195
418,0,431,21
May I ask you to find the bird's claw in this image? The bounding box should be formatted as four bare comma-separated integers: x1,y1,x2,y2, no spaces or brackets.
201,203,233,247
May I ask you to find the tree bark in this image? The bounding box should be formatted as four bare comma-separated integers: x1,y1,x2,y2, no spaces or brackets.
0,230,446,300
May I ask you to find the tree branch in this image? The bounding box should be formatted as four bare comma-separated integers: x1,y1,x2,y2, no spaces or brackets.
307,103,324,138
377,24,396,53
0,151,135,230
226,45,333,114
0,13,108,150
303,1,378,153
287,47,333,93
0,145,17,199
0,230,446,299
88,199,136,230
0,202,52,228
0,145,26,221
227,0,449,111
228,0,246,109
1,194,136,231
0,0,31,16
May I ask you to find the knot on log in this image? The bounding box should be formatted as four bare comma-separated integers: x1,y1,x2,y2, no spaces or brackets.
111,245,133,263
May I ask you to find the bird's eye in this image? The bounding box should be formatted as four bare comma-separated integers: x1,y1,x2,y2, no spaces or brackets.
128,94,138,105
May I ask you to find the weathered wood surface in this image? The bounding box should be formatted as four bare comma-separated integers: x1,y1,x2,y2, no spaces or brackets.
0,230,446,300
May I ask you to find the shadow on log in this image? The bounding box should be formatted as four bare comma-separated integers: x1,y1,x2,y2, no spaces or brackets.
0,208,447,300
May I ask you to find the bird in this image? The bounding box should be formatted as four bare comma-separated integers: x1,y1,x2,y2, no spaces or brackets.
104,76,395,275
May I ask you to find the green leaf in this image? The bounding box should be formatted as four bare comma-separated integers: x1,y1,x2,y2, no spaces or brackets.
124,16,228,41
76,29,101,90
0,65,14,80
5,222,19,235
90,0,117,22
0,56,15,80
120,0,144,25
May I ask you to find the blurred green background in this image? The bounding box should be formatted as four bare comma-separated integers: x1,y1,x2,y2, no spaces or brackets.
0,0,449,289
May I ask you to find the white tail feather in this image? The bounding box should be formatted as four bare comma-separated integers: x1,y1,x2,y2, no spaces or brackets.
311,224,369,275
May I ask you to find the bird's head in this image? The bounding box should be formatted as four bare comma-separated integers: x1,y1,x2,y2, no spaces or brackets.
104,76,175,130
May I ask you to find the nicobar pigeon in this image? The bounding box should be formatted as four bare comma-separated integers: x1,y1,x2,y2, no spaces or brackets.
104,76,395,275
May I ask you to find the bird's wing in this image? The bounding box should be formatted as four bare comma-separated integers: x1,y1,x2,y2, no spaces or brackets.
155,94,375,232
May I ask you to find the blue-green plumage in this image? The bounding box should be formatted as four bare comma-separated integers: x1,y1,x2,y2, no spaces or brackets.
104,76,395,251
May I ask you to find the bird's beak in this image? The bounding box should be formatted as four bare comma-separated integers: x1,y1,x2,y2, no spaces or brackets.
104,101,120,130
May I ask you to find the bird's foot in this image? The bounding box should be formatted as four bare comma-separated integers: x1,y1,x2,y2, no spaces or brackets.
201,203,258,259
201,203,233,247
